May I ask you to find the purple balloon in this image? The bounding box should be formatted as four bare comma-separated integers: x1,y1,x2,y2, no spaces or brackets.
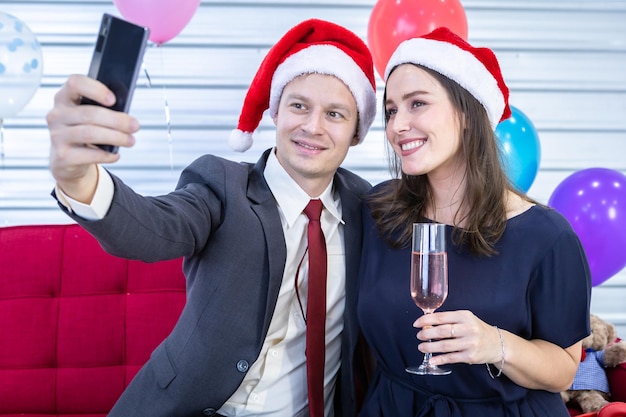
548,168,626,286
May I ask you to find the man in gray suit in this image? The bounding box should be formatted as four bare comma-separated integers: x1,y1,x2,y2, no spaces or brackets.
47,19,377,417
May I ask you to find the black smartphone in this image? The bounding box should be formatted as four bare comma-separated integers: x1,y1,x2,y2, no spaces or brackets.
81,13,150,153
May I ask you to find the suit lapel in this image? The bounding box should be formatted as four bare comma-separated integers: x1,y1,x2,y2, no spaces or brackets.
248,149,287,336
334,172,364,331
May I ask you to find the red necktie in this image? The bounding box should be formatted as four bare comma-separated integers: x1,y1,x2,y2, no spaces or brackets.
303,199,327,417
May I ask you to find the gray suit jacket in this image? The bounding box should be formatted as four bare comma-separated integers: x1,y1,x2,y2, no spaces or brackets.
58,149,371,417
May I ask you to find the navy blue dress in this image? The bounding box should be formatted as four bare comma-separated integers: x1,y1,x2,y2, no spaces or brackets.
357,187,591,416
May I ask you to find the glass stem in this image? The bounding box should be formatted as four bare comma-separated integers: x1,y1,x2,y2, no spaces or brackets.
422,347,433,367
421,311,434,367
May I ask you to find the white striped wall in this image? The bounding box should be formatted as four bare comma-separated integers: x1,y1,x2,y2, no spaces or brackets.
1,0,625,334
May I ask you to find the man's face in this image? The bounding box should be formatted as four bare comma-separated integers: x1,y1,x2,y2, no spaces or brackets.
273,73,359,197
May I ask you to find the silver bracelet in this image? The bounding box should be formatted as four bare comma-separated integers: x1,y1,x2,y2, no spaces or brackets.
486,325,505,379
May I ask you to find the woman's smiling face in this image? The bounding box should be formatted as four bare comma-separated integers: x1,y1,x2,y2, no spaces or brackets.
384,64,465,180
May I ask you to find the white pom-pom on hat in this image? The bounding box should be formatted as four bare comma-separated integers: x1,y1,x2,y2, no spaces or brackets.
228,129,254,153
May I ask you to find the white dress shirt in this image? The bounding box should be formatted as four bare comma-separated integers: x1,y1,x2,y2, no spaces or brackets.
57,150,347,416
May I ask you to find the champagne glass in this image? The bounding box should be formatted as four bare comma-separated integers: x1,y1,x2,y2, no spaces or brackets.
406,222,451,375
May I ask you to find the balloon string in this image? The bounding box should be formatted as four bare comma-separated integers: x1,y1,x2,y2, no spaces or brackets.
158,45,174,173
143,62,153,87
143,44,174,174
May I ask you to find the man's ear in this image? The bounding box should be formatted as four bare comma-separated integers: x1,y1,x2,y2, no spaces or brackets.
350,122,360,146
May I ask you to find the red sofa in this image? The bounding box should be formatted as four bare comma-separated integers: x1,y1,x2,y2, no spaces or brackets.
2,224,624,416
0,224,185,416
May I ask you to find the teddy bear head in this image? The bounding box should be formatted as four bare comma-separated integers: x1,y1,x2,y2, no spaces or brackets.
583,314,617,351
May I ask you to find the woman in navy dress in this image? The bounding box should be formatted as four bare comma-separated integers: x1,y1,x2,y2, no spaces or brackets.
357,27,591,416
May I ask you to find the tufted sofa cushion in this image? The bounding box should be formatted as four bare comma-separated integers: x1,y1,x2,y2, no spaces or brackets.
0,224,185,416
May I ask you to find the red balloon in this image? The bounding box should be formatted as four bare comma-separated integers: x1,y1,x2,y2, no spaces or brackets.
368,0,468,78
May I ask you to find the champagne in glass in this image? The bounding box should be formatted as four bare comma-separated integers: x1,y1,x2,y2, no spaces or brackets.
406,222,451,375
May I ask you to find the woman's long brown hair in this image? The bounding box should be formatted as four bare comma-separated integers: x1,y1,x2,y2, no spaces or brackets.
368,64,533,256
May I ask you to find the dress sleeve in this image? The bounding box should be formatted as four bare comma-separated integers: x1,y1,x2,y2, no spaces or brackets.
529,226,592,348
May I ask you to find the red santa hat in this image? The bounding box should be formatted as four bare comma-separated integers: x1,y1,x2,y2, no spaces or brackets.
384,27,511,129
229,18,377,152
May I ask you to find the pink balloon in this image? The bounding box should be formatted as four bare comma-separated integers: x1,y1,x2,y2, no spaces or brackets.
113,0,201,45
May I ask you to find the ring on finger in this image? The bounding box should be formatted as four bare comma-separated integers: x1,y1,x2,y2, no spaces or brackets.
450,324,455,338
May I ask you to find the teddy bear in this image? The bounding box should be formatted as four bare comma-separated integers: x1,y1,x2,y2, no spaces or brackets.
561,314,626,414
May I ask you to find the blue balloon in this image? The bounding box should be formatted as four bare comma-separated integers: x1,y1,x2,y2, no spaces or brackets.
495,105,541,192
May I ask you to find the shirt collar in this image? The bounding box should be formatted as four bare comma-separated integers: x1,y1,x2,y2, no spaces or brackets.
264,148,343,228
